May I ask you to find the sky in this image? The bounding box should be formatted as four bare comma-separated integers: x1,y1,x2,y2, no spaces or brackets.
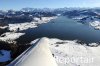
0,0,100,10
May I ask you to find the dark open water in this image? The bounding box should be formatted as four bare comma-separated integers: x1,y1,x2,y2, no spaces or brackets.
17,16,100,44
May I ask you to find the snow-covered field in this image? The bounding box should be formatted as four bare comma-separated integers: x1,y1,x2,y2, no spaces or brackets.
0,32,25,43
0,26,8,29
7,37,100,66
49,38,100,66
8,17,57,31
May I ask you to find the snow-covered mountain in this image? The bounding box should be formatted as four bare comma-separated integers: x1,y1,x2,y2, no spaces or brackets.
0,8,57,24
1,8,100,66
62,9,100,30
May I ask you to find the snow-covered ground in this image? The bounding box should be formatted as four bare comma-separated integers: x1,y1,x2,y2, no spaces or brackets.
8,16,57,31
0,32,25,43
0,26,8,29
49,38,100,66
90,21,100,30
0,50,11,62
8,22,37,32
7,37,100,66
71,15,100,30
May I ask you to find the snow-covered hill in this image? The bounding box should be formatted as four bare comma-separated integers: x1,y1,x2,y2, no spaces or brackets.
90,21,100,30
0,32,25,43
8,16,57,31
7,37,100,66
49,38,100,66
63,10,100,30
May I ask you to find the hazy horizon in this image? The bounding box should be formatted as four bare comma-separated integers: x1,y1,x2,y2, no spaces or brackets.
0,0,100,10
